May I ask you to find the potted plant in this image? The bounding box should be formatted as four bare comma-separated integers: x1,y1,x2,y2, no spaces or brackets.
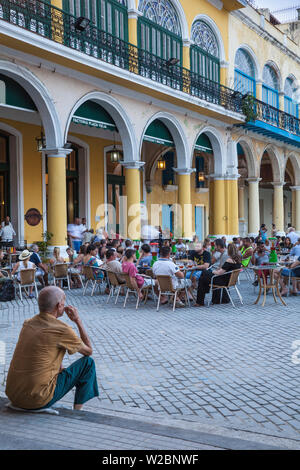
242,94,257,123
35,231,53,262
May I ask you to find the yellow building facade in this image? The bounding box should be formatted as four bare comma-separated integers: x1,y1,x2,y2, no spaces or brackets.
0,0,299,251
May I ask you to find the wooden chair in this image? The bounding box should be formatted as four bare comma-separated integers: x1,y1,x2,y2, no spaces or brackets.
156,275,191,312
208,269,243,308
17,268,38,300
120,272,154,310
82,265,105,296
106,270,125,304
52,263,70,290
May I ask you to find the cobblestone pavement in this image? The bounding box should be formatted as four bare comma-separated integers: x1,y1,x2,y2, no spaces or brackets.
0,278,300,445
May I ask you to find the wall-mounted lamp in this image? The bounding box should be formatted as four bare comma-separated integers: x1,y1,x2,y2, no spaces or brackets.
35,128,46,152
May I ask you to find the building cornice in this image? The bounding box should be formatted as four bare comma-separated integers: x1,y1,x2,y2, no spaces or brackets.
231,9,300,66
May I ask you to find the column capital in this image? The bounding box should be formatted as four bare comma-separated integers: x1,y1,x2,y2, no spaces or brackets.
220,60,230,69
209,173,226,180
128,8,143,19
290,186,300,191
246,177,262,184
43,148,72,158
121,161,145,170
271,181,286,187
173,168,195,175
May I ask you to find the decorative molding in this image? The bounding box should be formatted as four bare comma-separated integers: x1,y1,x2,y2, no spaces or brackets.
232,9,300,68
173,168,196,175
121,161,145,169
206,0,223,11
43,148,72,157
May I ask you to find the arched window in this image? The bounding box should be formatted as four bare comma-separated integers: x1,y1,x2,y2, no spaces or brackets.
62,0,128,41
234,48,256,96
190,20,220,83
284,77,298,117
262,64,279,108
138,0,182,63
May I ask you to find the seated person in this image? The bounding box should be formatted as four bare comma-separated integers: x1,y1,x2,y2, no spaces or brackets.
175,239,186,253
102,248,122,274
116,246,124,260
137,244,152,268
82,229,94,245
240,238,254,268
49,247,65,267
11,250,36,298
122,249,154,300
194,243,242,306
152,246,192,307
277,256,300,296
186,242,211,288
211,239,228,268
83,244,104,280
252,245,270,286
30,244,49,286
290,238,300,258
5,286,99,411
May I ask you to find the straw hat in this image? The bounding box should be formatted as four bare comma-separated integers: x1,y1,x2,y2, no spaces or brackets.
19,250,31,261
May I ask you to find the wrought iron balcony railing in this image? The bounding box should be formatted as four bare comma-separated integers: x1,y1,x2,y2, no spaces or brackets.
250,99,300,138
0,0,243,115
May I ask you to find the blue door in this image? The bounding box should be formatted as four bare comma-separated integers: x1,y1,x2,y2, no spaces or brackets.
162,205,173,237
195,206,204,240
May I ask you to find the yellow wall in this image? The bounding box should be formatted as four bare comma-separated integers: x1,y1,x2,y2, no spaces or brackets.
0,118,43,244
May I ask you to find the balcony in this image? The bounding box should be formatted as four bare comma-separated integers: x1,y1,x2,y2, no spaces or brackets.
240,97,300,149
0,0,244,119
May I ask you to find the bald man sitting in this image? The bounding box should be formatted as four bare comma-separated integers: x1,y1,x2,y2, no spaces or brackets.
5,286,99,411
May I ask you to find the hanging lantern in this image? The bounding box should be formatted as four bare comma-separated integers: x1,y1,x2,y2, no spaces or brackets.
108,146,122,163
198,172,205,182
157,158,166,170
35,129,46,152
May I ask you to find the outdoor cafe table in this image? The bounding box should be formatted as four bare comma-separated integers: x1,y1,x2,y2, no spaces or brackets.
250,265,286,307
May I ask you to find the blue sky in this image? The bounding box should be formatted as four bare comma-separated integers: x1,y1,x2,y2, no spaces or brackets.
256,0,295,10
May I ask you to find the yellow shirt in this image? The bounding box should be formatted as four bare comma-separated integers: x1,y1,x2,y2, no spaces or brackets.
5,312,84,409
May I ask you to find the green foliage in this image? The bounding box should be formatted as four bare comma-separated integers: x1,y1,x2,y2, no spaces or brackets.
35,231,53,261
242,94,257,123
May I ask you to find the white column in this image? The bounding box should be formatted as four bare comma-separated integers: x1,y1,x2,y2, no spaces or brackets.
291,186,300,233
247,177,261,237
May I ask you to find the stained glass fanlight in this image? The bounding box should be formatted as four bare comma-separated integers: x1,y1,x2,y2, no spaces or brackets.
284,77,295,98
191,20,219,57
235,49,255,78
263,64,279,90
138,0,181,35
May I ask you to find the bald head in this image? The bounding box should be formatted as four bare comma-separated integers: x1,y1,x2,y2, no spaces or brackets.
38,286,65,315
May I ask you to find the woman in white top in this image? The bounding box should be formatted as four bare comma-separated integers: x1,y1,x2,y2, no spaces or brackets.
11,250,36,298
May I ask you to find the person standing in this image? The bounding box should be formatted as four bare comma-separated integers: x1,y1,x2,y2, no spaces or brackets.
67,218,86,252
5,286,99,411
0,220,16,247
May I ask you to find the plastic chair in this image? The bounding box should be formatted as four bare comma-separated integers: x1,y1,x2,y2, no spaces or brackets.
17,268,38,300
156,274,190,312
208,269,243,308
52,263,70,290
